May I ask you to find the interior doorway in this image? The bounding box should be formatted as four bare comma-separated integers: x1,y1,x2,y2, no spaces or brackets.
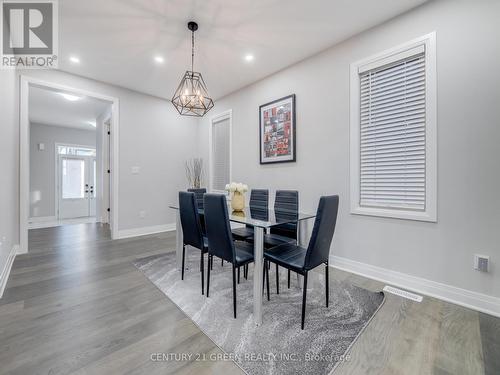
19,76,120,254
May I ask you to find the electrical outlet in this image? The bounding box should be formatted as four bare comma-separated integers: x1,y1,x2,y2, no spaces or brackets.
139,210,146,218
474,254,489,272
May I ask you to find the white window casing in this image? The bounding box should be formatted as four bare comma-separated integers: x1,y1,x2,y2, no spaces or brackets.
350,33,437,222
209,110,232,193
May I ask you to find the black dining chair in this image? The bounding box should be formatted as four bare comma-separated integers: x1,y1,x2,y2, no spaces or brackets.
263,195,339,329
204,193,255,318
187,188,206,210
232,189,269,241
188,187,208,242
264,190,299,293
178,191,208,295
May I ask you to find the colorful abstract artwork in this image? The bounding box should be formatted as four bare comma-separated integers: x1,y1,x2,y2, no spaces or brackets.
259,94,296,164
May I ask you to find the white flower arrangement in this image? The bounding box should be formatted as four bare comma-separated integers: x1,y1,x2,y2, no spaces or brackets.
225,182,249,194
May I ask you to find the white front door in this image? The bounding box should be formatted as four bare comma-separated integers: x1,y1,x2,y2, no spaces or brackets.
58,155,96,219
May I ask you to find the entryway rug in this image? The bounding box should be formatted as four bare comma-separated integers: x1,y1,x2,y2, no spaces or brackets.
134,251,384,374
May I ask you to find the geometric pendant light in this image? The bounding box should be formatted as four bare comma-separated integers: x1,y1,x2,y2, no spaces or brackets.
171,21,214,116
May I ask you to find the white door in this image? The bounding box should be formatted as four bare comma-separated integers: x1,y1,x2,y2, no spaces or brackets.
58,155,96,219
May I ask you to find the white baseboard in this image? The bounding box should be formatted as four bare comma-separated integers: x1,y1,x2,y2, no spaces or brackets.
0,245,18,298
28,216,96,229
28,216,57,228
116,223,176,239
331,255,500,318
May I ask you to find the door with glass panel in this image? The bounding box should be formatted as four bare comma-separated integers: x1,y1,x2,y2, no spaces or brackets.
57,145,96,219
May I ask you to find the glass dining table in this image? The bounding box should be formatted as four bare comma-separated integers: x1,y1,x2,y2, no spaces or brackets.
169,203,316,326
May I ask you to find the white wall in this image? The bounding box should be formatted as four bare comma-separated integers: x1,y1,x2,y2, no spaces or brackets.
198,0,500,302
29,123,97,218
0,69,19,286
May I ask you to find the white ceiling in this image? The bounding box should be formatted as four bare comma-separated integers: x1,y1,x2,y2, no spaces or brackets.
29,85,110,130
58,0,428,100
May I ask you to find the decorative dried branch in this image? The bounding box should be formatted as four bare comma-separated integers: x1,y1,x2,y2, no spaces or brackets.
185,158,204,188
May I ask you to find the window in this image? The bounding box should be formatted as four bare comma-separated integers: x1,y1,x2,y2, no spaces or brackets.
210,111,231,192
57,145,96,156
350,33,436,222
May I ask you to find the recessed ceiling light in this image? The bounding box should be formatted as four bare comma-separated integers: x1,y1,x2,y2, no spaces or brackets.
69,56,80,64
59,93,82,101
154,56,165,64
244,54,255,62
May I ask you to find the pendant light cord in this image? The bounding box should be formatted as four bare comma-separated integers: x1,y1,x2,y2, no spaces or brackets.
191,30,195,74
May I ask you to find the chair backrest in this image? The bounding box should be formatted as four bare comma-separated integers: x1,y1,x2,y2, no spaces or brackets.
271,190,299,238
304,195,339,270
187,188,206,209
246,189,268,228
249,189,269,209
203,193,235,263
179,191,205,250
274,190,298,211
250,206,269,221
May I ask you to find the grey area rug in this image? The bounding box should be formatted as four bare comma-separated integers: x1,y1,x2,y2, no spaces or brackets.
134,251,384,375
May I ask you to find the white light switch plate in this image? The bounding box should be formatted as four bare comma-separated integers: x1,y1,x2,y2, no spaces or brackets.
131,166,140,174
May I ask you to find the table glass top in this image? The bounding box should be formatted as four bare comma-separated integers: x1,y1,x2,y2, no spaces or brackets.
169,204,315,228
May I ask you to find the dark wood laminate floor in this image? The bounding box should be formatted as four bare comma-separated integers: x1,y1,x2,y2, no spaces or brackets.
0,224,498,375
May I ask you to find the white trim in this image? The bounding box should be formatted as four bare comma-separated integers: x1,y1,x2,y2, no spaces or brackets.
208,109,232,194
349,32,437,223
116,223,176,239
331,255,500,318
0,245,18,298
28,215,57,223
19,75,120,254
28,216,97,229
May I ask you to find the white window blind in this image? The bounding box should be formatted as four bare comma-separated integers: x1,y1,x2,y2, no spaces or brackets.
359,46,426,211
211,117,230,192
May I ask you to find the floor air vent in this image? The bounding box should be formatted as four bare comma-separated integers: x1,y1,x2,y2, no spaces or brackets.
383,286,423,302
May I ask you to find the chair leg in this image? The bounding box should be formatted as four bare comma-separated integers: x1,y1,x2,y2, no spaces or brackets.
206,254,211,297
325,262,329,307
181,244,186,280
301,271,308,330
221,259,224,267
265,261,270,301
244,264,248,279
263,261,267,298
201,252,205,295
275,263,279,294
210,255,213,270
232,265,237,318
287,269,291,289
237,267,240,284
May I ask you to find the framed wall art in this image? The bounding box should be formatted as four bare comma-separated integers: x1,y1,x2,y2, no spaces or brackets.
259,94,296,164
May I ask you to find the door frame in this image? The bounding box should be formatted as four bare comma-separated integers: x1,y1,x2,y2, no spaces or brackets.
20,75,120,254
54,143,96,220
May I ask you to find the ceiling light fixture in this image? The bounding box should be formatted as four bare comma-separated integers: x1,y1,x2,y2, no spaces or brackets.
69,56,80,64
154,56,165,64
59,93,82,101
244,54,255,62
171,21,214,117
